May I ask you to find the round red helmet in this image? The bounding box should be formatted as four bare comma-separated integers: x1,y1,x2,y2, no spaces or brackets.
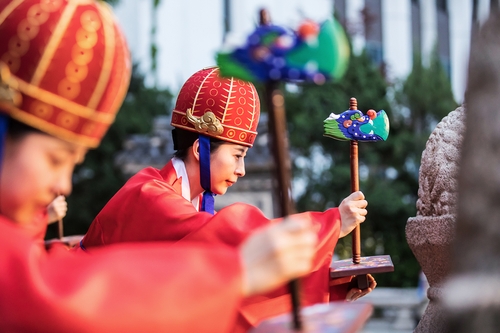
0,0,131,148
171,67,260,147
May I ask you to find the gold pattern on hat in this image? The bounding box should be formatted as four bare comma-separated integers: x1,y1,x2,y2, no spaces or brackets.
76,28,98,49
80,9,101,32
186,108,224,135
40,0,63,13
87,3,114,109
56,111,77,130
27,4,49,25
8,35,29,57
0,63,22,106
1,53,20,73
30,100,53,119
57,78,80,100
17,18,40,41
31,0,77,86
72,45,94,66
0,1,24,27
65,61,88,83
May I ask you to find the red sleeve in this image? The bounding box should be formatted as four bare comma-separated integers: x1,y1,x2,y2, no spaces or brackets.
81,171,343,331
82,171,339,251
184,206,343,332
0,217,242,333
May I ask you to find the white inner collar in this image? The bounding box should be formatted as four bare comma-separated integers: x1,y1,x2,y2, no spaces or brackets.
171,157,199,211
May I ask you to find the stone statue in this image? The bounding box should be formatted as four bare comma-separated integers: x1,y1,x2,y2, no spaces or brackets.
406,104,465,333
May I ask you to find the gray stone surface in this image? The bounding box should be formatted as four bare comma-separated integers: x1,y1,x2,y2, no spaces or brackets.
443,11,500,333
405,105,466,333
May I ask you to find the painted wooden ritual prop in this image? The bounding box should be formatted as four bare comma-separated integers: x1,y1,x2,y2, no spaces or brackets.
218,9,378,332
324,97,393,289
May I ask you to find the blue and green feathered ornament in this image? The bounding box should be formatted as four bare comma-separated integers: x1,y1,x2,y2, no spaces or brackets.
216,18,350,83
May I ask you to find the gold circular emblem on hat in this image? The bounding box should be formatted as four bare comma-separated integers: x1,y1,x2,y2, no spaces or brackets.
30,100,53,119
56,112,78,130
65,61,88,83
58,78,81,100
76,28,98,49
40,0,63,13
81,10,102,33
27,4,49,26
1,53,20,74
17,19,40,41
72,45,94,66
8,36,29,57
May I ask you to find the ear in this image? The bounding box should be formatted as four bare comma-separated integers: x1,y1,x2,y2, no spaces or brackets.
191,139,200,162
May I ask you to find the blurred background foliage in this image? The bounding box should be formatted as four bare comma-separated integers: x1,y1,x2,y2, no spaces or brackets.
47,4,458,287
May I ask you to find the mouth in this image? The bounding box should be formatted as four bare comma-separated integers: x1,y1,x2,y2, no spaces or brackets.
226,180,236,187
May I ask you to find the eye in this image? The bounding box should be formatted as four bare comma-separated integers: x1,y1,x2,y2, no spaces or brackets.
49,155,64,167
48,152,68,168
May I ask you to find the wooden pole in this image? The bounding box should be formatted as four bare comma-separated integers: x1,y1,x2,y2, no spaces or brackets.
349,97,368,289
57,193,64,240
260,9,302,331
349,98,361,264
58,217,64,240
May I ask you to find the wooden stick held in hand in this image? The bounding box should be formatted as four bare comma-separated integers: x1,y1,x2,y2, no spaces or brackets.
259,8,302,332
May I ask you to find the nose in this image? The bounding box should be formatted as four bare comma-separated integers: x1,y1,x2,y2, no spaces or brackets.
54,170,73,196
236,158,246,177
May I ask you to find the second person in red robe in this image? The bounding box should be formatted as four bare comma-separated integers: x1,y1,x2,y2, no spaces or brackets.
80,66,376,332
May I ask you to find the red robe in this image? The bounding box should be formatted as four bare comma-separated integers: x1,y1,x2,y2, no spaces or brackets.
82,160,349,332
0,215,243,333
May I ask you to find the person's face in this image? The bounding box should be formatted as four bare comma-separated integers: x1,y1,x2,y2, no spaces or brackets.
209,143,248,195
0,133,86,226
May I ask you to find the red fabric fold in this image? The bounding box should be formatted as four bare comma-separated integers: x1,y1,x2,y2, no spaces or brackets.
82,160,345,331
0,215,243,333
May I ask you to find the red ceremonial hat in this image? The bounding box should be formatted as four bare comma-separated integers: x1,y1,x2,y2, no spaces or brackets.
0,0,131,148
171,67,260,147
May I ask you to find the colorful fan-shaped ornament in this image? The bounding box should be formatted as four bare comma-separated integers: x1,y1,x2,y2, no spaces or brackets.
216,18,350,83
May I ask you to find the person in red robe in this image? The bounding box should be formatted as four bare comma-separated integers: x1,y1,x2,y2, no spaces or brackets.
81,67,377,332
0,1,325,332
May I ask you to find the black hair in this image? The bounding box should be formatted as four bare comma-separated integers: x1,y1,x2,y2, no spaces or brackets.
172,128,226,160
6,118,43,141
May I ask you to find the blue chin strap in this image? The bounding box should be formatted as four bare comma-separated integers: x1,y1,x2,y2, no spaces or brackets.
199,134,215,214
0,113,8,172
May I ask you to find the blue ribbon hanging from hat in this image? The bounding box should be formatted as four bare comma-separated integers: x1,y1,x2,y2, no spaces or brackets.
0,113,8,172
199,134,215,214
0,113,9,209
